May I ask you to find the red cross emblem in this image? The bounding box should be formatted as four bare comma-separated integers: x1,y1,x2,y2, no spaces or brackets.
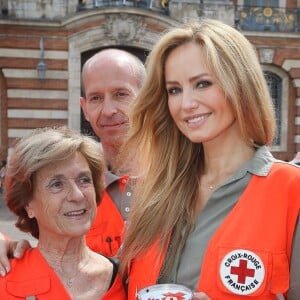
230,259,255,284
162,292,186,300
220,249,265,295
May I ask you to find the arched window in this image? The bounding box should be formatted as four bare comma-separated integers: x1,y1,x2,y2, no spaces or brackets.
262,65,288,152
264,70,282,145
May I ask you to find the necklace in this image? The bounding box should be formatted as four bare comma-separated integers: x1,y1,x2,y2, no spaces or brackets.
201,177,217,191
67,276,77,288
67,278,73,288
202,178,220,191
66,259,90,288
56,257,90,288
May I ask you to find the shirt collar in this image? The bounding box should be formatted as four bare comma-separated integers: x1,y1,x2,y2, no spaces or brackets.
245,146,275,176
104,170,121,188
220,146,274,188
103,147,275,188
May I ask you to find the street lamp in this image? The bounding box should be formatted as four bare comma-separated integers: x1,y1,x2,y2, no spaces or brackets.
36,37,47,80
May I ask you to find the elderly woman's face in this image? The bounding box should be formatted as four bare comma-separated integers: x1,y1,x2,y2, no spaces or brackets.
26,151,97,239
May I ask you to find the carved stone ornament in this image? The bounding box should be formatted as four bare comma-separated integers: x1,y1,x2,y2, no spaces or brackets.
104,14,147,43
259,48,274,64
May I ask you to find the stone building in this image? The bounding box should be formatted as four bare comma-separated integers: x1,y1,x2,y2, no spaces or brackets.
0,0,299,161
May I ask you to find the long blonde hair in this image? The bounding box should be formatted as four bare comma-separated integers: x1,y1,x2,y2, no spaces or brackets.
120,19,275,277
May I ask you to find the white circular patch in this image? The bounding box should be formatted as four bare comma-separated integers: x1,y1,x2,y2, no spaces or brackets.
219,249,265,295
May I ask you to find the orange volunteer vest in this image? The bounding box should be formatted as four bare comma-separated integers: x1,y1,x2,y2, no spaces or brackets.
86,177,127,256
0,248,126,300
128,163,300,300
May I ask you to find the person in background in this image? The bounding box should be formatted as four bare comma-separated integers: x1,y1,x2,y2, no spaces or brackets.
119,19,300,299
0,49,146,274
0,160,6,194
0,126,126,299
80,49,145,255
0,161,9,241
0,160,9,242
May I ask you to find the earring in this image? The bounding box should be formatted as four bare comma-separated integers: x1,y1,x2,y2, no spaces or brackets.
28,211,34,218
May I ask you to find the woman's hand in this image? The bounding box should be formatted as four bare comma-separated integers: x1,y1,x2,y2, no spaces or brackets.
0,239,31,276
193,292,212,300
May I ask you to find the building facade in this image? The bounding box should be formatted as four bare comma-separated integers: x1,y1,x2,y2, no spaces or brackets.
0,0,299,161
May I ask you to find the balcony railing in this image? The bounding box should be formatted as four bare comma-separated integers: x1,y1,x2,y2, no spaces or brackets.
78,0,169,15
235,5,299,32
1,1,299,33
0,0,169,20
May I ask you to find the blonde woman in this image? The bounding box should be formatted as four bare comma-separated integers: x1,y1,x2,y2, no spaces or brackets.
120,19,300,299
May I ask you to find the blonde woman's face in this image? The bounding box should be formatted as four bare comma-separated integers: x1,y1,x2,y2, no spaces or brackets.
165,42,236,144
26,151,97,241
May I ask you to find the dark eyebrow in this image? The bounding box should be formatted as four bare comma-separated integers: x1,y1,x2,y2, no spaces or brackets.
166,73,211,85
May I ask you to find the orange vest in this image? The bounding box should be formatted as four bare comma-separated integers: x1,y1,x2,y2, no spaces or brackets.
0,248,126,299
85,179,126,256
128,163,300,299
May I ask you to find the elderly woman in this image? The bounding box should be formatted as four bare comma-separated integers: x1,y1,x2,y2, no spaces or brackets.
0,126,126,299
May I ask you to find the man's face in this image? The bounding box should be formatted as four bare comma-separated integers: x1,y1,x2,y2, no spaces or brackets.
80,56,140,150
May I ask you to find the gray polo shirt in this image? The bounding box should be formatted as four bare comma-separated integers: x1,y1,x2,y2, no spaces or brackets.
159,146,300,299
104,171,134,221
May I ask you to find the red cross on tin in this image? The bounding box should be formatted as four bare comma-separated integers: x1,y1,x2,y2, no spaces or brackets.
162,292,187,300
